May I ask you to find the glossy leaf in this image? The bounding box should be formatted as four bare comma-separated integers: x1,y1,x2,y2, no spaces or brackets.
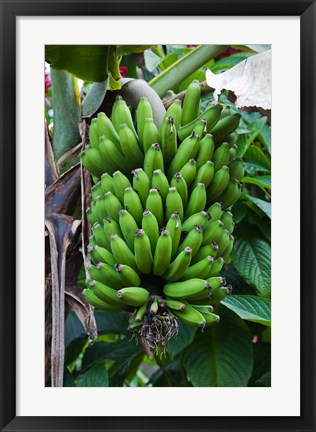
51,68,81,160
242,175,271,190
221,295,271,326
167,321,196,360
242,194,271,219
46,45,110,82
233,225,271,297
183,305,253,387
82,79,109,117
76,363,109,387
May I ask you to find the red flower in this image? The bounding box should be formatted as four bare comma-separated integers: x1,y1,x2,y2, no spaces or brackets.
45,72,51,94
119,66,128,78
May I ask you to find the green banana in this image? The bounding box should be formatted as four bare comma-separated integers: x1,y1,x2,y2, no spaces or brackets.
93,262,123,289
185,183,207,218
152,169,169,202
217,178,242,209
221,211,235,233
112,170,131,203
90,245,116,266
178,104,223,141
181,80,201,126
144,143,164,181
115,263,142,287
119,209,138,252
92,223,109,249
142,210,159,254
112,95,138,137
163,247,192,281
132,168,150,207
213,142,230,171
167,132,200,178
99,136,129,175
164,278,210,299
103,191,122,223
226,131,238,147
103,217,123,243
87,208,98,226
161,116,178,166
203,219,225,245
146,188,164,228
118,123,144,169
142,117,160,153
207,276,226,290
82,146,107,177
229,144,238,162
89,118,99,148
123,186,143,226
179,158,197,188
217,228,232,256
206,257,225,278
206,165,230,204
97,112,121,150
165,298,186,312
110,233,137,271
210,113,240,142
134,229,153,274
153,229,172,276
136,96,153,148
166,187,184,222
200,311,220,326
176,225,203,257
89,279,124,306
221,233,235,260
117,287,150,307
171,172,188,207
191,161,214,189
101,173,115,195
163,99,182,131
93,196,107,222
196,133,215,169
207,202,223,221
193,117,207,140
172,301,206,328
165,212,182,259
209,285,232,305
135,302,148,322
83,289,126,312
228,158,245,181
91,182,102,201
191,243,219,264
180,255,214,280
182,211,210,232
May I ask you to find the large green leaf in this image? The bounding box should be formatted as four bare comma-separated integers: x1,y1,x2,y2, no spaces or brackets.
51,68,81,161
116,45,151,56
211,52,255,73
46,45,110,82
249,342,271,386
242,194,271,219
144,49,162,72
242,175,271,190
75,363,109,387
167,321,196,359
236,117,267,157
233,225,271,297
183,305,253,387
221,295,271,326
149,44,226,97
244,145,271,173
82,79,109,117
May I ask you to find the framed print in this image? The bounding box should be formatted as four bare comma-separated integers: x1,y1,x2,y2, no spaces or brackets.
0,1,315,431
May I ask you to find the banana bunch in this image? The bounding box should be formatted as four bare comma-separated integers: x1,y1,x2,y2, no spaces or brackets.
81,83,244,353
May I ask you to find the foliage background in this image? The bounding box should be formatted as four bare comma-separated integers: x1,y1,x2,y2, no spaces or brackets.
45,44,271,387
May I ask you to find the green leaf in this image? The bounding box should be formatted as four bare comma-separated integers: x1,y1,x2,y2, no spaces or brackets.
46,45,110,82
82,339,141,370
221,295,271,326
232,225,271,297
231,201,248,223
159,53,179,70
256,370,271,386
116,45,151,56
258,123,271,154
150,360,192,387
249,342,271,386
95,311,130,336
242,175,271,190
242,194,271,219
167,321,196,359
183,305,253,387
211,52,255,73
244,145,271,173
144,49,162,72
51,68,81,160
236,117,267,157
150,44,226,97
82,79,109,117
75,363,109,387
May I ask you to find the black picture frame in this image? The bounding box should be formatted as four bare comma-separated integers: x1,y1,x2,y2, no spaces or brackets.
1,1,315,431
